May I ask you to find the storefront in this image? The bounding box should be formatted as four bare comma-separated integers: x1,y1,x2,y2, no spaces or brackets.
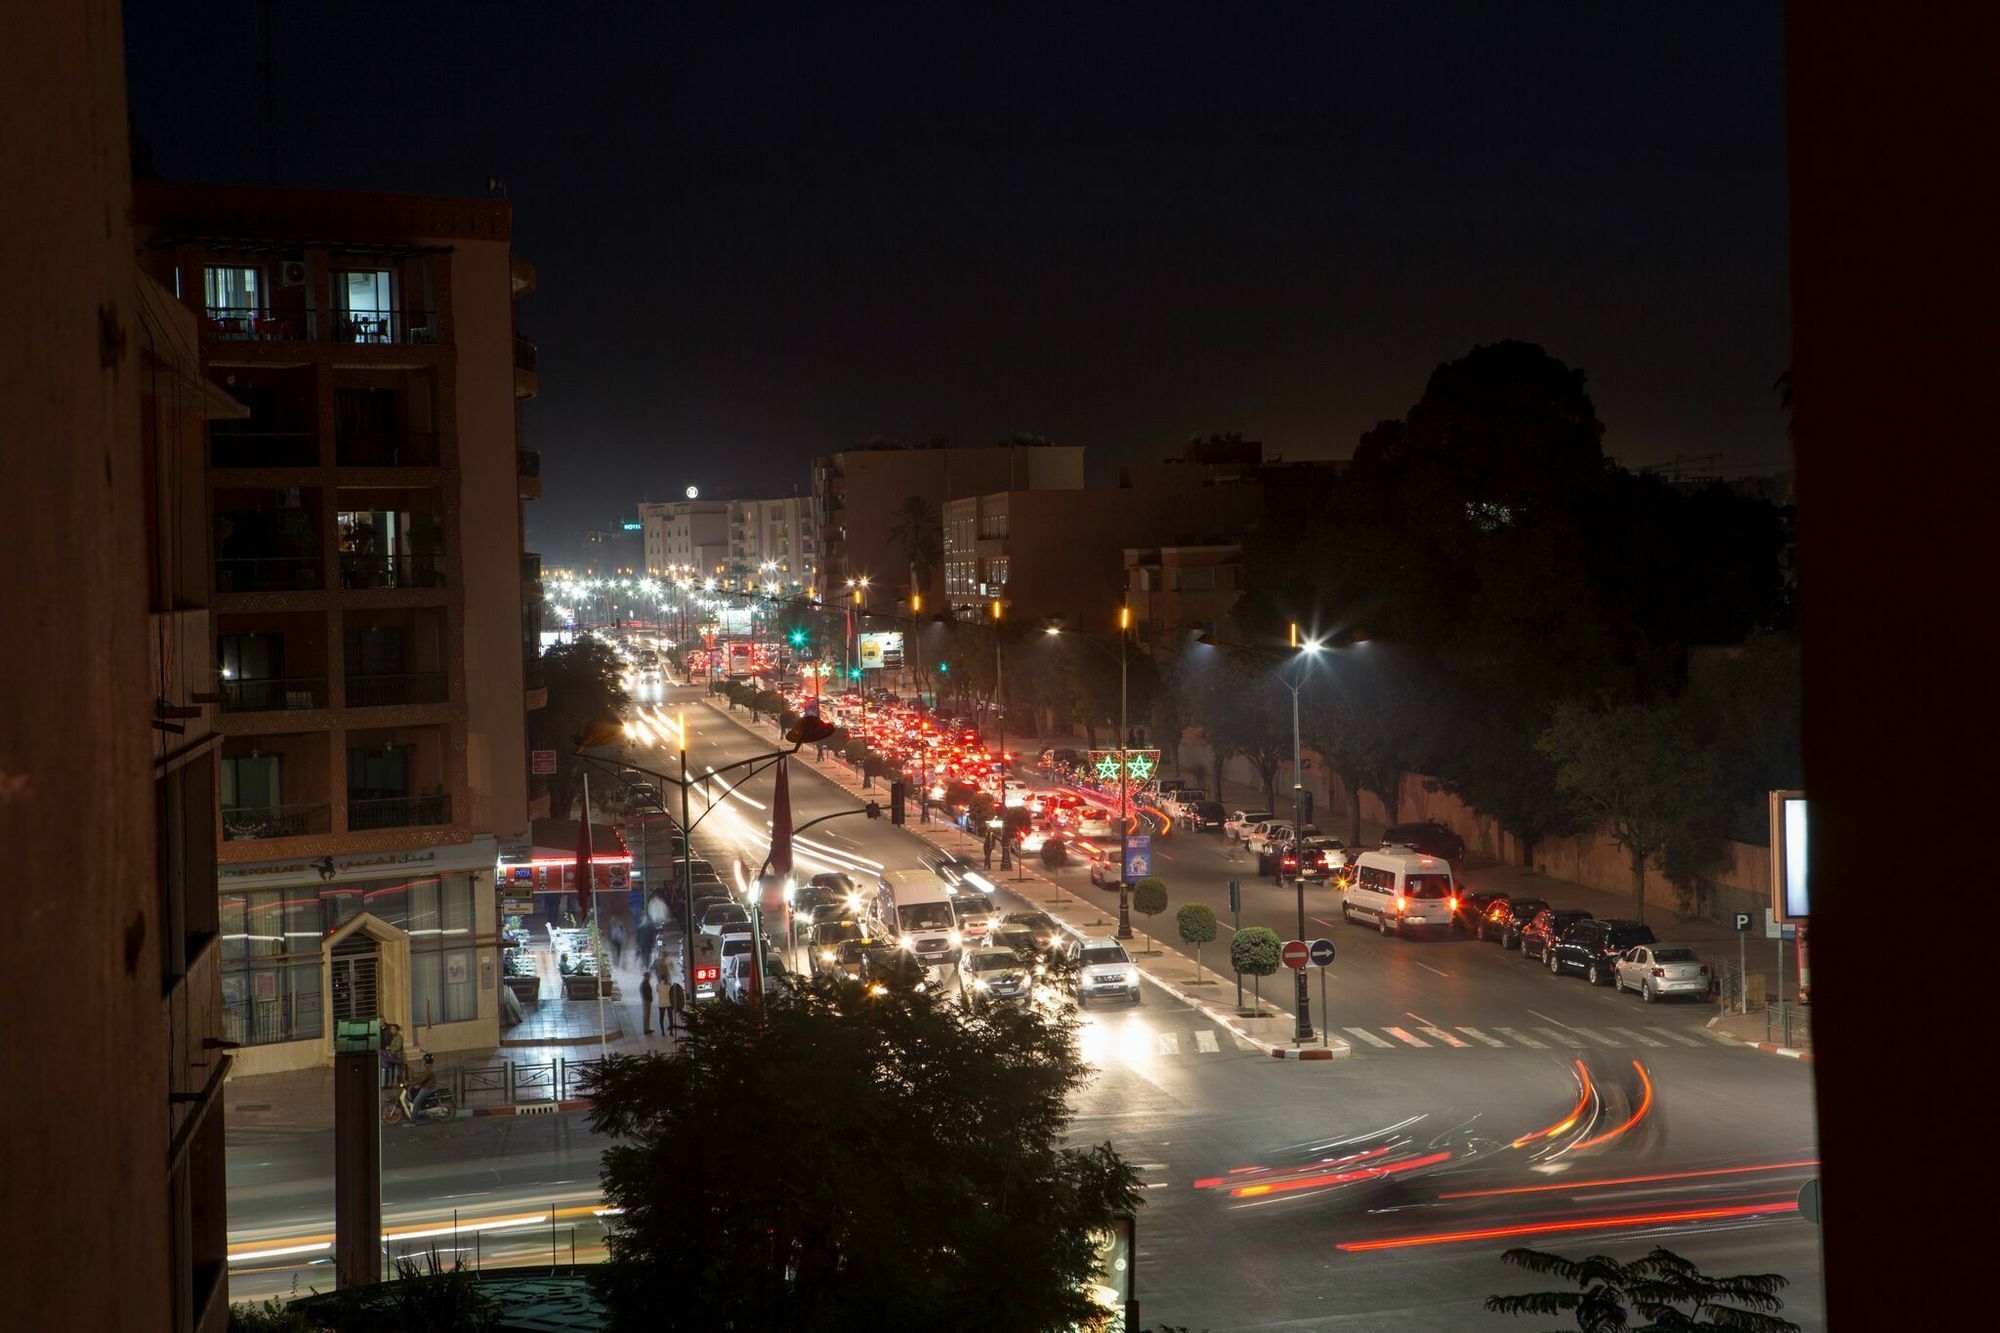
218,836,500,1076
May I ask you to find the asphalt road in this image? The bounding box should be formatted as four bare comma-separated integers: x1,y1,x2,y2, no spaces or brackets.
224,684,1826,1329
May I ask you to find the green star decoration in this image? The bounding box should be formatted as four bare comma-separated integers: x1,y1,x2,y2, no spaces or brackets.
1094,754,1123,781
1125,753,1155,782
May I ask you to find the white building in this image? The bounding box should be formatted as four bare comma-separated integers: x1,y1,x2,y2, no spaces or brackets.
642,494,815,586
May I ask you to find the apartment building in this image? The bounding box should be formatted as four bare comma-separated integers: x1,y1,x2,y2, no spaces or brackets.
640,494,815,586
811,442,1084,610
133,181,539,1075
639,497,731,577
1123,544,1248,652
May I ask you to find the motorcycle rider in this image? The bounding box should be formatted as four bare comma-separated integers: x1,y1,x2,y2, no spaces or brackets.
406,1051,440,1120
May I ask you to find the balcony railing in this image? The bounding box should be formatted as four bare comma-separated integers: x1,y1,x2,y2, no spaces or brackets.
204,308,311,341
336,432,441,468
332,310,439,345
338,553,446,590
348,793,452,831
344,671,447,708
214,556,323,593
210,431,319,468
512,337,538,373
200,307,441,345
517,448,541,477
222,802,332,841
220,676,328,713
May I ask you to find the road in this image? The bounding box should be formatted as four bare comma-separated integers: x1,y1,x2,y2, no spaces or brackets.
225,683,1826,1329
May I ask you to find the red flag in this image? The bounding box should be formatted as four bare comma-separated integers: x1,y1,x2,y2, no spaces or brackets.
768,757,794,879
574,773,595,919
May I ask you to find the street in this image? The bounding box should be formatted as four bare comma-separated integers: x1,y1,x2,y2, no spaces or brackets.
224,683,1825,1329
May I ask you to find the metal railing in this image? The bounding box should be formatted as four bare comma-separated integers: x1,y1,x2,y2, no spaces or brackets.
517,447,541,477
1766,999,1812,1050
336,431,442,467
210,431,319,468
344,671,448,707
513,336,538,372
200,306,441,345
214,555,323,593
348,793,453,830
332,310,439,345
221,802,332,841
384,1055,610,1113
339,552,447,590
219,676,328,713
203,307,310,341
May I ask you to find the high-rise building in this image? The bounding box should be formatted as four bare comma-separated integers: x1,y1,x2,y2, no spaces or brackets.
640,494,816,588
133,181,540,1075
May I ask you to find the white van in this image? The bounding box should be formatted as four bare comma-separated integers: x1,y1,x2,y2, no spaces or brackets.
1341,846,1457,937
874,868,962,964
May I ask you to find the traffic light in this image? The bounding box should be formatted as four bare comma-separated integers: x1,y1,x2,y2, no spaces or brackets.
849,667,862,680
890,780,907,825
938,661,950,674
787,628,808,649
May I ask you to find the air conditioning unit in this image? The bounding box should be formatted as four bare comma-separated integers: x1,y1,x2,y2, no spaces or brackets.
279,260,307,286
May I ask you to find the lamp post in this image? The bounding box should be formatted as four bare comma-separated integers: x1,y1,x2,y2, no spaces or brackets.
1046,612,1134,940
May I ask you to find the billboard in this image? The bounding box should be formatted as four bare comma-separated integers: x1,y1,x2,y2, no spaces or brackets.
857,631,904,669
1769,790,1807,923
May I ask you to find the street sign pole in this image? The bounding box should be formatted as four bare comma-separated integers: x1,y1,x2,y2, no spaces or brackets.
1320,966,1328,1047
1230,880,1242,1012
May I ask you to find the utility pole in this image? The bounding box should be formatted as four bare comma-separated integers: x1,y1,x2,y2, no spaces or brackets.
1285,624,1313,1043
1116,605,1133,941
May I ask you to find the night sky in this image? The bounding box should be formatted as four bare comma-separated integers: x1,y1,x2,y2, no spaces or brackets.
124,2,1789,554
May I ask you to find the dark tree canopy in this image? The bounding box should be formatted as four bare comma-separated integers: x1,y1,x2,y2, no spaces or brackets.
528,638,629,819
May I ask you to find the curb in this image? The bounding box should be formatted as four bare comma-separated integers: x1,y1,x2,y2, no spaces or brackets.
1704,1016,1814,1062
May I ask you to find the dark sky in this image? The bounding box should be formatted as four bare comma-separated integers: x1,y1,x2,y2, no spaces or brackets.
125,2,1790,553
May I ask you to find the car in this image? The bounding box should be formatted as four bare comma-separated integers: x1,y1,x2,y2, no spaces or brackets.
959,947,1033,1005
1165,788,1209,823
1088,854,1121,887
1614,944,1711,1002
1488,897,1549,947
1224,809,1274,842
1242,819,1285,854
923,853,977,893
1548,918,1660,984
1342,847,1457,937
1381,821,1467,862
1255,822,1322,872
1000,911,1058,950
723,949,789,1002
1293,837,1348,882
1189,800,1227,831
1518,908,1594,962
1075,815,1118,839
697,902,751,936
988,923,1044,960
1068,937,1140,1006
1453,890,1506,934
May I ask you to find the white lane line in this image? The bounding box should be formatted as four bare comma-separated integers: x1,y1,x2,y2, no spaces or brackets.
1610,1027,1666,1048
1418,1026,1469,1047
1312,917,1339,929
1456,1026,1506,1047
1195,1029,1219,1053
1345,1026,1395,1048
1232,1033,1264,1052
1384,1026,1431,1048
1649,1027,1705,1047
1493,1027,1547,1048
1534,1027,1586,1048
1414,961,1451,978
1158,1032,1181,1056
1570,1027,1623,1047
1697,1027,1743,1044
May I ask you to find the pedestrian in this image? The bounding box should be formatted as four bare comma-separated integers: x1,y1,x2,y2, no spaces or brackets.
667,977,686,1036
610,920,628,968
379,1020,406,1085
636,920,655,973
638,968,654,1035
656,972,671,1036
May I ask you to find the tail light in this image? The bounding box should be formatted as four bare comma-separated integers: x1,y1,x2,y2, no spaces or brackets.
1395,894,1407,913
1448,896,1457,914
1650,967,1665,977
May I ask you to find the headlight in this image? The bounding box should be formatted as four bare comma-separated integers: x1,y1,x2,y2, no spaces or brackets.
973,978,989,990
948,930,963,947
900,936,915,951
820,950,836,963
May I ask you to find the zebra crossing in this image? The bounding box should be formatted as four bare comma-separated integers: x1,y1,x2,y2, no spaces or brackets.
1083,1019,1736,1063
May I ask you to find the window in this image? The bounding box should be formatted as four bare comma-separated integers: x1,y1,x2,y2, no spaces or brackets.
1405,873,1452,899
1172,566,1216,591
222,754,281,811
334,269,393,316
347,744,409,800
204,265,261,316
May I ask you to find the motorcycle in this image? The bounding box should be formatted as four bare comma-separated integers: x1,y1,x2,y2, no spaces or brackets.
382,1081,456,1125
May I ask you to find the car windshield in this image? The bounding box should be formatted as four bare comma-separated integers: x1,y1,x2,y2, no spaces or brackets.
1513,901,1547,919
721,937,752,957
1080,946,1128,967
1007,913,1051,929
899,903,955,931
1654,947,1699,963
992,928,1035,950
970,951,1019,973
812,921,861,945
1405,873,1452,899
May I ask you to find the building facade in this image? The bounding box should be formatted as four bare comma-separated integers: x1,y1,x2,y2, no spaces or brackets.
1123,544,1248,652
134,182,538,1075
641,494,815,587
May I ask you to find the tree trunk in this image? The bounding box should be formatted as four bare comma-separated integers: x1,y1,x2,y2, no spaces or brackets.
1629,846,1648,925
1345,778,1363,845
1261,767,1278,813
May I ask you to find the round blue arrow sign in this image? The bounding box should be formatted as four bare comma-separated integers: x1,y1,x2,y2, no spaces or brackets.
1307,937,1336,967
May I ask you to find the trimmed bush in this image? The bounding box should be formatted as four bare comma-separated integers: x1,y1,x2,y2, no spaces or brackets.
1131,876,1168,953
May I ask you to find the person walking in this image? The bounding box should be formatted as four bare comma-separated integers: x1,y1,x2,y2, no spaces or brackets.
666,977,687,1037
638,968,655,1036
610,919,628,969
655,968,671,1037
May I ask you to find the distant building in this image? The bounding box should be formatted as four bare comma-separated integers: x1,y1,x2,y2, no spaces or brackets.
639,493,815,588
580,523,645,577
1123,544,1249,652
638,498,731,578
134,180,540,1076
811,442,1085,611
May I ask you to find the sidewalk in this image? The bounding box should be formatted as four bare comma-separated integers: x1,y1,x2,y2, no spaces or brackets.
1707,1004,1814,1060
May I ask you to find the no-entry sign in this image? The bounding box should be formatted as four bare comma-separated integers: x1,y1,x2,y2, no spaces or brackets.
1281,938,1310,970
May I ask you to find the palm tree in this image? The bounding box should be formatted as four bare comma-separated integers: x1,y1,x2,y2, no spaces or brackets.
1487,1247,1800,1332
887,494,942,597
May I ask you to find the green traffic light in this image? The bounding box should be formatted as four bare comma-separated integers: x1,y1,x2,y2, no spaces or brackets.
788,629,808,648
938,662,950,673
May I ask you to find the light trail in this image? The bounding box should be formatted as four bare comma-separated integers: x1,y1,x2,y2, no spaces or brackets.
1335,1199,1801,1252
1438,1158,1821,1201
1575,1061,1655,1151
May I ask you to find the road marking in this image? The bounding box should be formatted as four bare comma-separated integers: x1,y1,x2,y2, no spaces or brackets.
1493,1027,1547,1048
1418,1026,1469,1047
1312,916,1339,929
1195,1029,1219,1053
1217,921,1238,933
1456,1026,1506,1047
1609,1027,1666,1048
1570,1027,1623,1047
1345,1027,1395,1048
1232,1033,1264,1052
1384,1026,1431,1048
1414,961,1451,978
1158,1032,1181,1056
1649,1027,1704,1047
1697,1027,1743,1044
1534,1027,1586,1048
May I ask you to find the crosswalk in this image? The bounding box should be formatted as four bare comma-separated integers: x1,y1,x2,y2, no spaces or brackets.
1082,1018,1737,1064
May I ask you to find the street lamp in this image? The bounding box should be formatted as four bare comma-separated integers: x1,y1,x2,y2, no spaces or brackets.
1046,611,1135,941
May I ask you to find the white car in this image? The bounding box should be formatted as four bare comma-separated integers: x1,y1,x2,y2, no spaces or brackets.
1075,815,1117,839
1245,821,1297,857
1224,809,1274,842
1069,937,1140,1006
1002,779,1031,807
1613,944,1710,1003
1166,789,1210,822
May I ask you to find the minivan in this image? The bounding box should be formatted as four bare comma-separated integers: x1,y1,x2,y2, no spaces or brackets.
1341,846,1456,937
873,867,962,964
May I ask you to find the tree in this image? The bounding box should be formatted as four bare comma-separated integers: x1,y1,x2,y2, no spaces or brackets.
583,969,1141,1330
1230,926,1280,1011
528,639,628,820
1176,903,1217,983
1537,700,1732,924
1130,877,1168,954
1487,1246,1800,1332
1041,838,1070,869
1190,652,1289,811
888,494,944,598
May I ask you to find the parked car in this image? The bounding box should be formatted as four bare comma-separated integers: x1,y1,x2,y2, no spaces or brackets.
1518,908,1592,961
1224,809,1274,841
1189,800,1227,831
723,949,788,1002
959,947,1033,1006
1490,897,1550,947
1548,918,1659,984
1453,890,1505,934
1068,937,1141,1006
697,902,751,936
1381,821,1467,862
1295,837,1350,884
1242,819,1285,855
1614,944,1711,1003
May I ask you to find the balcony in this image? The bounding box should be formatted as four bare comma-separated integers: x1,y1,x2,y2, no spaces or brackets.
214,556,323,594
210,431,319,469
221,802,331,842
337,432,442,468
348,793,452,831
344,671,447,708
521,552,542,584
517,448,542,499
203,308,312,342
331,310,439,346
219,676,328,713
338,553,446,591
513,337,538,399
